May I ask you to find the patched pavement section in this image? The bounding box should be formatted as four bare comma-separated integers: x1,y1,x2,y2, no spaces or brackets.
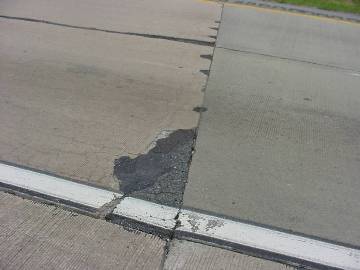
0,192,165,270
114,129,196,207
0,0,222,193
183,4,360,246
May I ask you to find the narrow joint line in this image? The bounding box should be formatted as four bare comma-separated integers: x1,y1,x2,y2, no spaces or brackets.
0,15,215,47
217,45,360,73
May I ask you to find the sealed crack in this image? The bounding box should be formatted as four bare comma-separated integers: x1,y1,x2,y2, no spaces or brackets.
113,129,196,207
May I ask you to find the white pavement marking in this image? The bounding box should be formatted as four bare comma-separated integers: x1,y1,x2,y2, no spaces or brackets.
177,210,360,270
0,163,121,209
113,197,178,230
1,163,359,269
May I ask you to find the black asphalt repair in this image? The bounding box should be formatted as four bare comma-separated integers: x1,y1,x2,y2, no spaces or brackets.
113,129,196,207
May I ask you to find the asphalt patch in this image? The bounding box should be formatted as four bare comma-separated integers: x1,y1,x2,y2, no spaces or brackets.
113,129,196,207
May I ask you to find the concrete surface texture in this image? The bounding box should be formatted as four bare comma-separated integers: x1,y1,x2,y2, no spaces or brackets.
0,0,219,42
217,5,360,71
183,4,360,246
164,240,294,270
0,0,222,191
0,192,165,270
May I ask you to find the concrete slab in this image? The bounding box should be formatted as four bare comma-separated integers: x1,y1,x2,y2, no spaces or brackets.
164,240,294,270
183,47,360,246
0,17,211,191
0,191,165,270
0,0,221,42
217,5,360,71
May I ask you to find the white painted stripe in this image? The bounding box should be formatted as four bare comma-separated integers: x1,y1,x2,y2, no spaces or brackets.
177,210,360,270
1,163,359,269
113,197,178,230
0,163,121,209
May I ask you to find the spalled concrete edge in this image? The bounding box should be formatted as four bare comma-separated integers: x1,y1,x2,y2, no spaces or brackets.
107,196,179,239
221,0,360,23
1,162,360,270
113,129,197,208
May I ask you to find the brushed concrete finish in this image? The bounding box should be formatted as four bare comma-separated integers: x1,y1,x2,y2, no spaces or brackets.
0,15,213,189
0,192,165,270
218,5,360,71
0,0,221,42
183,46,360,245
164,240,294,270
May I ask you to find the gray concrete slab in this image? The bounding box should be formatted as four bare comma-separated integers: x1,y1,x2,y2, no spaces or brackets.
0,9,215,191
183,46,360,245
164,240,294,270
0,0,221,42
217,5,360,71
0,191,165,270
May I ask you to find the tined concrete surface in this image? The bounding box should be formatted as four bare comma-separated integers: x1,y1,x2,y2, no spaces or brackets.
183,5,360,246
217,5,360,71
0,192,165,270
0,0,221,191
163,240,295,270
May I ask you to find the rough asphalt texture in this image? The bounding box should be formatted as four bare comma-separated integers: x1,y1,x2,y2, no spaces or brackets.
114,129,196,207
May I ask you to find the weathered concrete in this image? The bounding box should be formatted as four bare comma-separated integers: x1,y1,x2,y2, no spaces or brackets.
0,0,220,42
0,192,165,270
183,5,360,246
217,5,360,71
164,240,294,270
0,0,221,191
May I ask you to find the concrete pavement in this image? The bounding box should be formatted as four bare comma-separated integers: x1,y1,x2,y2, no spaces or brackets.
0,192,165,270
0,0,219,42
0,0,221,201
183,3,360,246
1,0,360,268
164,240,294,270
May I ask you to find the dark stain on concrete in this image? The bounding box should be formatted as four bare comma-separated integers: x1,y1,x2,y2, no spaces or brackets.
200,70,210,76
113,129,196,207
200,54,213,60
193,106,208,113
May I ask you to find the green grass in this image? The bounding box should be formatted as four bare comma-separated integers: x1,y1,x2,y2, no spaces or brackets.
273,0,360,14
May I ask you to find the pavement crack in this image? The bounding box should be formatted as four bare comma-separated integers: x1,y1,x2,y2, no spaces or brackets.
217,46,360,73
97,195,124,219
159,208,181,270
0,15,215,47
